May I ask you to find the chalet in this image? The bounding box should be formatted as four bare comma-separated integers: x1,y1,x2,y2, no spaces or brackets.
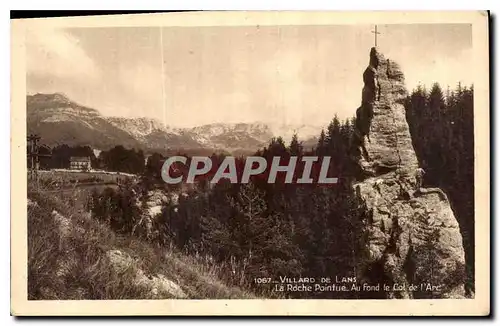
69,156,92,171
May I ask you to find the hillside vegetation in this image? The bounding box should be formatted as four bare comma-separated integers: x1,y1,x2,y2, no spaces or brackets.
27,184,255,300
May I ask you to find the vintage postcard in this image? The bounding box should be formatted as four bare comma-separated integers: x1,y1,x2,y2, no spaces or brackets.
11,11,489,316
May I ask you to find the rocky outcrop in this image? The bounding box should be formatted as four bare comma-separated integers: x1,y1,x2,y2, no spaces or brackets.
106,249,187,299
44,203,187,299
353,48,419,177
352,48,466,298
131,189,171,240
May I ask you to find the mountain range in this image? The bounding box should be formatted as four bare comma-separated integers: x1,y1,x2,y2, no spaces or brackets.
27,93,322,155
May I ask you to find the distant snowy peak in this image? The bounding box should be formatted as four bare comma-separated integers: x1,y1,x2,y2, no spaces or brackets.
27,93,101,119
188,122,272,135
26,93,142,150
267,123,323,143
106,117,182,139
183,122,323,152
104,119,320,145
29,92,73,106
188,122,273,145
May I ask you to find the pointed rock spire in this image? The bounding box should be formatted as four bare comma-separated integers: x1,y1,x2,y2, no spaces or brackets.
352,48,467,299
353,47,419,178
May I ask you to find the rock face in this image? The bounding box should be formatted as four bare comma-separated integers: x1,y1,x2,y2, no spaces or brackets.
353,47,419,177
352,48,466,298
106,250,187,299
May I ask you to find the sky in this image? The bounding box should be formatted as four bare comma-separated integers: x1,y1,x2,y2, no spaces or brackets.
26,24,472,128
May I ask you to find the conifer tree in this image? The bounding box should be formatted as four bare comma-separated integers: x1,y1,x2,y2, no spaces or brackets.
289,133,303,156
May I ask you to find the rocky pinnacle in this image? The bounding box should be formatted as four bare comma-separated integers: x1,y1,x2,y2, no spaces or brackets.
352,47,467,299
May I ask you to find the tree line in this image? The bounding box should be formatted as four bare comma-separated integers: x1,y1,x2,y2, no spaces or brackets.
35,144,146,174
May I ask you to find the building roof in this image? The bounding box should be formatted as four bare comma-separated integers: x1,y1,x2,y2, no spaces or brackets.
70,156,91,162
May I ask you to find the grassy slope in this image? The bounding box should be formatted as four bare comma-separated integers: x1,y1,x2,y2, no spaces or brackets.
27,187,255,300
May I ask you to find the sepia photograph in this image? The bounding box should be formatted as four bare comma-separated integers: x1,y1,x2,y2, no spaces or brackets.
11,11,489,316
